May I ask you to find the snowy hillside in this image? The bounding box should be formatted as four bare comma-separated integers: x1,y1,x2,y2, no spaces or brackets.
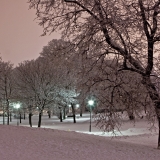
0,113,160,160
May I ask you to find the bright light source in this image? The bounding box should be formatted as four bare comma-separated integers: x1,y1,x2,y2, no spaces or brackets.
88,100,94,106
76,104,80,108
14,103,20,109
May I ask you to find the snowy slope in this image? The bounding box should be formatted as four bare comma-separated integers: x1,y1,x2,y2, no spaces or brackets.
0,124,159,160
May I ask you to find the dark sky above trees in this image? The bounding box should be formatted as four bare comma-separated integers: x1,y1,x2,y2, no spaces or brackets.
0,0,60,66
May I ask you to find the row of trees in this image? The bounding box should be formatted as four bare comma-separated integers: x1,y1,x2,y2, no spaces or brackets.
0,36,159,143
0,37,159,137
1,38,151,128
0,60,14,125
0,41,79,127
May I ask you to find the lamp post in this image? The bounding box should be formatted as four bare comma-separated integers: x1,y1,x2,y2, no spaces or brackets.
88,100,94,132
14,103,20,126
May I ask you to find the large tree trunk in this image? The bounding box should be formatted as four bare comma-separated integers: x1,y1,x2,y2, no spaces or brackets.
143,76,160,149
155,106,160,149
157,117,160,149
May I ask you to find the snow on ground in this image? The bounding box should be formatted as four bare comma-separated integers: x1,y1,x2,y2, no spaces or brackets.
0,113,160,160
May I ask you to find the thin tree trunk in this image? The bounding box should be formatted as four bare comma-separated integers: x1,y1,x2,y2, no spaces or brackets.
73,114,76,123
71,103,76,123
80,107,82,117
127,109,135,120
38,112,42,127
29,113,32,127
7,110,9,125
7,99,10,125
48,111,51,118
80,100,85,117
63,107,66,119
10,112,12,122
20,114,21,123
3,113,5,125
60,110,63,122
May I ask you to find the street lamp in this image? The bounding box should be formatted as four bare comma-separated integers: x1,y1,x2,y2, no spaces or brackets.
88,100,94,132
14,103,20,126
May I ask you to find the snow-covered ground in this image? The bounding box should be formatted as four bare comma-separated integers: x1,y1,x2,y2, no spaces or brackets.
0,113,159,160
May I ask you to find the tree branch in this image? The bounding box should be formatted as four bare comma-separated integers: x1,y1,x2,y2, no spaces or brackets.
64,0,100,21
138,0,150,38
153,36,160,42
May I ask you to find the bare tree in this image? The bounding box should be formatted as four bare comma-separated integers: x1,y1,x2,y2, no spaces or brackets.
80,58,152,131
15,59,58,127
40,39,80,121
28,0,160,148
0,61,14,125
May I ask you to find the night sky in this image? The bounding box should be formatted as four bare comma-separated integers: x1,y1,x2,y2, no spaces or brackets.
0,0,60,66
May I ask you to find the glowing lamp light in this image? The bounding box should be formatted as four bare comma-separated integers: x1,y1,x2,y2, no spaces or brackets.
14,103,20,109
88,100,94,106
76,104,80,108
